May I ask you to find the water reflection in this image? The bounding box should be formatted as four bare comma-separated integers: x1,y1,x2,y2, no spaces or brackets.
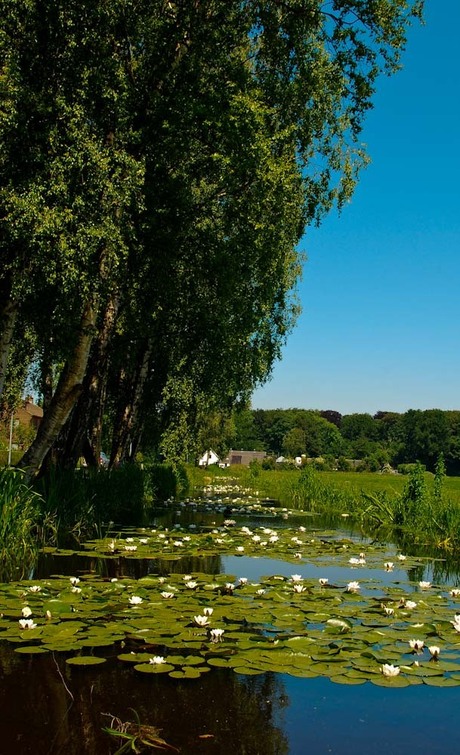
0,646,288,754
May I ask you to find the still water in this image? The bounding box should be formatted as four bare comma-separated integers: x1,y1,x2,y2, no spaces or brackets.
2,507,460,754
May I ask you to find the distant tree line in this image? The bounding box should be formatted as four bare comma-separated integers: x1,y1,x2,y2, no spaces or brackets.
232,408,460,474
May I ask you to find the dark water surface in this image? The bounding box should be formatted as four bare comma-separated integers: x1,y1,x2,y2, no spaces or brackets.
2,507,460,754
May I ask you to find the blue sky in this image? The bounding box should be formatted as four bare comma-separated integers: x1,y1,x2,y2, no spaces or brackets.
252,2,460,416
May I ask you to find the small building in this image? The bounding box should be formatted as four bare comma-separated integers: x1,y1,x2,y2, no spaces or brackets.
198,449,220,467
15,396,43,431
225,450,266,466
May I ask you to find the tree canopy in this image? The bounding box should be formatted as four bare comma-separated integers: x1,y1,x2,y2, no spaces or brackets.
0,0,423,477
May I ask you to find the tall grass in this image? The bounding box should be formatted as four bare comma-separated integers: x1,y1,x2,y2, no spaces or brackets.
0,468,43,580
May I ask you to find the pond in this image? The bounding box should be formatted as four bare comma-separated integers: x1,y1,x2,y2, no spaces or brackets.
2,488,460,754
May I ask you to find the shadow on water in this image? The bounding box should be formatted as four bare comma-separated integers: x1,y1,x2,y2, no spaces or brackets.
2,646,460,755
0,646,289,755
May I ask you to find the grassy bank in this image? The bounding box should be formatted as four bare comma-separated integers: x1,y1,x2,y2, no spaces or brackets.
189,462,460,549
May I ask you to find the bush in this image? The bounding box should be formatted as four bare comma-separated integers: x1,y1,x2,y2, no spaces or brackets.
398,463,426,475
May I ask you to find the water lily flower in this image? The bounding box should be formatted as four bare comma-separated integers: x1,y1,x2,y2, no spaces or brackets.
236,546,245,553
173,541,183,547
139,538,148,544
70,577,80,585
193,615,210,627
28,586,41,593
405,600,417,610
160,592,175,599
225,582,235,592
19,619,37,629
398,554,407,561
223,519,236,526
71,586,82,594
21,606,32,618
428,645,440,659
409,639,425,652
294,552,302,559
124,545,137,552
381,664,400,677
298,526,306,533
239,577,248,585
450,614,460,632
349,557,363,566
125,537,134,543
256,589,266,595
203,607,214,616
450,589,460,598
108,541,116,551
293,584,306,593
291,575,303,582
129,595,143,605
149,656,165,665
384,562,394,571
383,606,394,616
319,578,329,586
111,578,118,582
210,628,225,642
185,581,198,589
419,581,431,590
183,575,192,581
269,536,279,543
347,581,360,592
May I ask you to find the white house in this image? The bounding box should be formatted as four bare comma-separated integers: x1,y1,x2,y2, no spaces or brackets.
198,449,220,467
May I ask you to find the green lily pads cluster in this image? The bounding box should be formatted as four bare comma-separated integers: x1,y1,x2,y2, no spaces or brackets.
1,483,460,686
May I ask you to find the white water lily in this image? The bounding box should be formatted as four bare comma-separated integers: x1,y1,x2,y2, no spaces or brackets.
256,589,266,595
203,607,214,616
252,535,261,542
397,554,407,561
185,581,198,589
409,639,425,652
173,541,183,547
183,575,192,581
429,645,441,659
405,600,417,610
450,614,460,632
160,591,175,599
347,581,360,592
294,552,302,559
381,664,400,677
319,578,328,586
239,577,248,585
225,582,235,591
124,545,137,552
125,537,134,543
383,606,394,616
269,535,279,543
293,584,306,593
149,656,165,665
71,586,82,594
291,574,303,582
21,606,32,617
139,538,148,544
349,557,365,566
451,589,460,598
210,628,225,643
384,562,394,571
129,595,143,605
193,615,210,627
69,577,80,585
28,586,41,593
236,546,245,553
19,619,37,629
419,581,431,590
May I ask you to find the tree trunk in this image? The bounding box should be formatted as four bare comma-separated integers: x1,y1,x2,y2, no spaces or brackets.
110,339,153,466
18,299,98,480
56,292,120,469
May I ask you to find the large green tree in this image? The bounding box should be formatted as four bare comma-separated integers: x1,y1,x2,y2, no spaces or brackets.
0,0,423,477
